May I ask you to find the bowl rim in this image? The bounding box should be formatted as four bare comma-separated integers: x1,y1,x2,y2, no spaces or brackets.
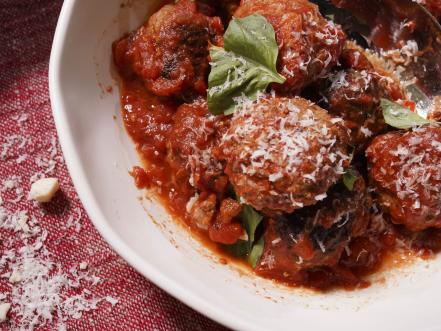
48,1,257,330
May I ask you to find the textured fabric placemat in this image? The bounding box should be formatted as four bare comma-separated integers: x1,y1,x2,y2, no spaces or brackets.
0,1,227,330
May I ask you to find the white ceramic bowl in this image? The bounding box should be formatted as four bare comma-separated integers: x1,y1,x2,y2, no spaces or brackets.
49,1,441,330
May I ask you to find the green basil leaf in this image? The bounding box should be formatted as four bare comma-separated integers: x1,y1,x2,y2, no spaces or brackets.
225,240,249,257
241,204,263,250
343,170,357,191
224,15,279,73
381,98,432,129
208,15,286,115
224,204,264,267
248,236,265,268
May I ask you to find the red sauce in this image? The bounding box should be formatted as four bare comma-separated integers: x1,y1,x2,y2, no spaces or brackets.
120,79,195,217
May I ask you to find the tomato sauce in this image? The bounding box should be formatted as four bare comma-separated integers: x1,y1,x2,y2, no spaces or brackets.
120,79,193,217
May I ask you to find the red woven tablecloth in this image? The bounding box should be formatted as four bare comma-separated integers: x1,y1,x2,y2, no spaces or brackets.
0,1,227,330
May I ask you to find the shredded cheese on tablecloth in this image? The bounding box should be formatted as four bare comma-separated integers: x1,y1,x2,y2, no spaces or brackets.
0,123,118,329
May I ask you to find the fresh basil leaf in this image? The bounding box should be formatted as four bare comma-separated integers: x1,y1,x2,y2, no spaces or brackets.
381,98,432,129
225,203,264,267
225,240,249,257
248,236,265,268
208,15,285,115
224,15,279,73
241,204,263,250
343,170,357,191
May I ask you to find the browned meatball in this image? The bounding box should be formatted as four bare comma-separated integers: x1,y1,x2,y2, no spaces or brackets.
339,236,384,275
326,69,387,149
218,96,350,214
168,99,229,192
196,0,239,22
113,0,223,98
234,0,346,93
366,126,441,231
256,173,371,281
323,48,404,150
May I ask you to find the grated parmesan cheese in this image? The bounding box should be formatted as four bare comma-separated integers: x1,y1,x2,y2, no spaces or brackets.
0,303,11,322
104,296,119,307
360,126,374,138
9,269,23,284
185,193,199,214
0,130,119,329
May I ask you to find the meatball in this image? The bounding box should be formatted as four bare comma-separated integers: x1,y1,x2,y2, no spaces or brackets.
168,99,229,192
256,173,371,281
196,0,239,22
326,68,387,149
339,236,383,275
323,47,404,150
234,0,346,93
113,0,223,98
366,126,441,231
218,96,350,214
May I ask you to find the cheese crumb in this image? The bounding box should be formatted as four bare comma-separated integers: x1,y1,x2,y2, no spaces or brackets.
28,178,60,203
79,262,88,270
239,230,249,241
0,303,11,322
104,296,118,307
18,214,30,233
315,193,327,201
9,269,22,284
185,193,199,213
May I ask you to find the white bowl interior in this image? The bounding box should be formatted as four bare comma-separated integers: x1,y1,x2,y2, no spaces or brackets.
50,1,441,330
